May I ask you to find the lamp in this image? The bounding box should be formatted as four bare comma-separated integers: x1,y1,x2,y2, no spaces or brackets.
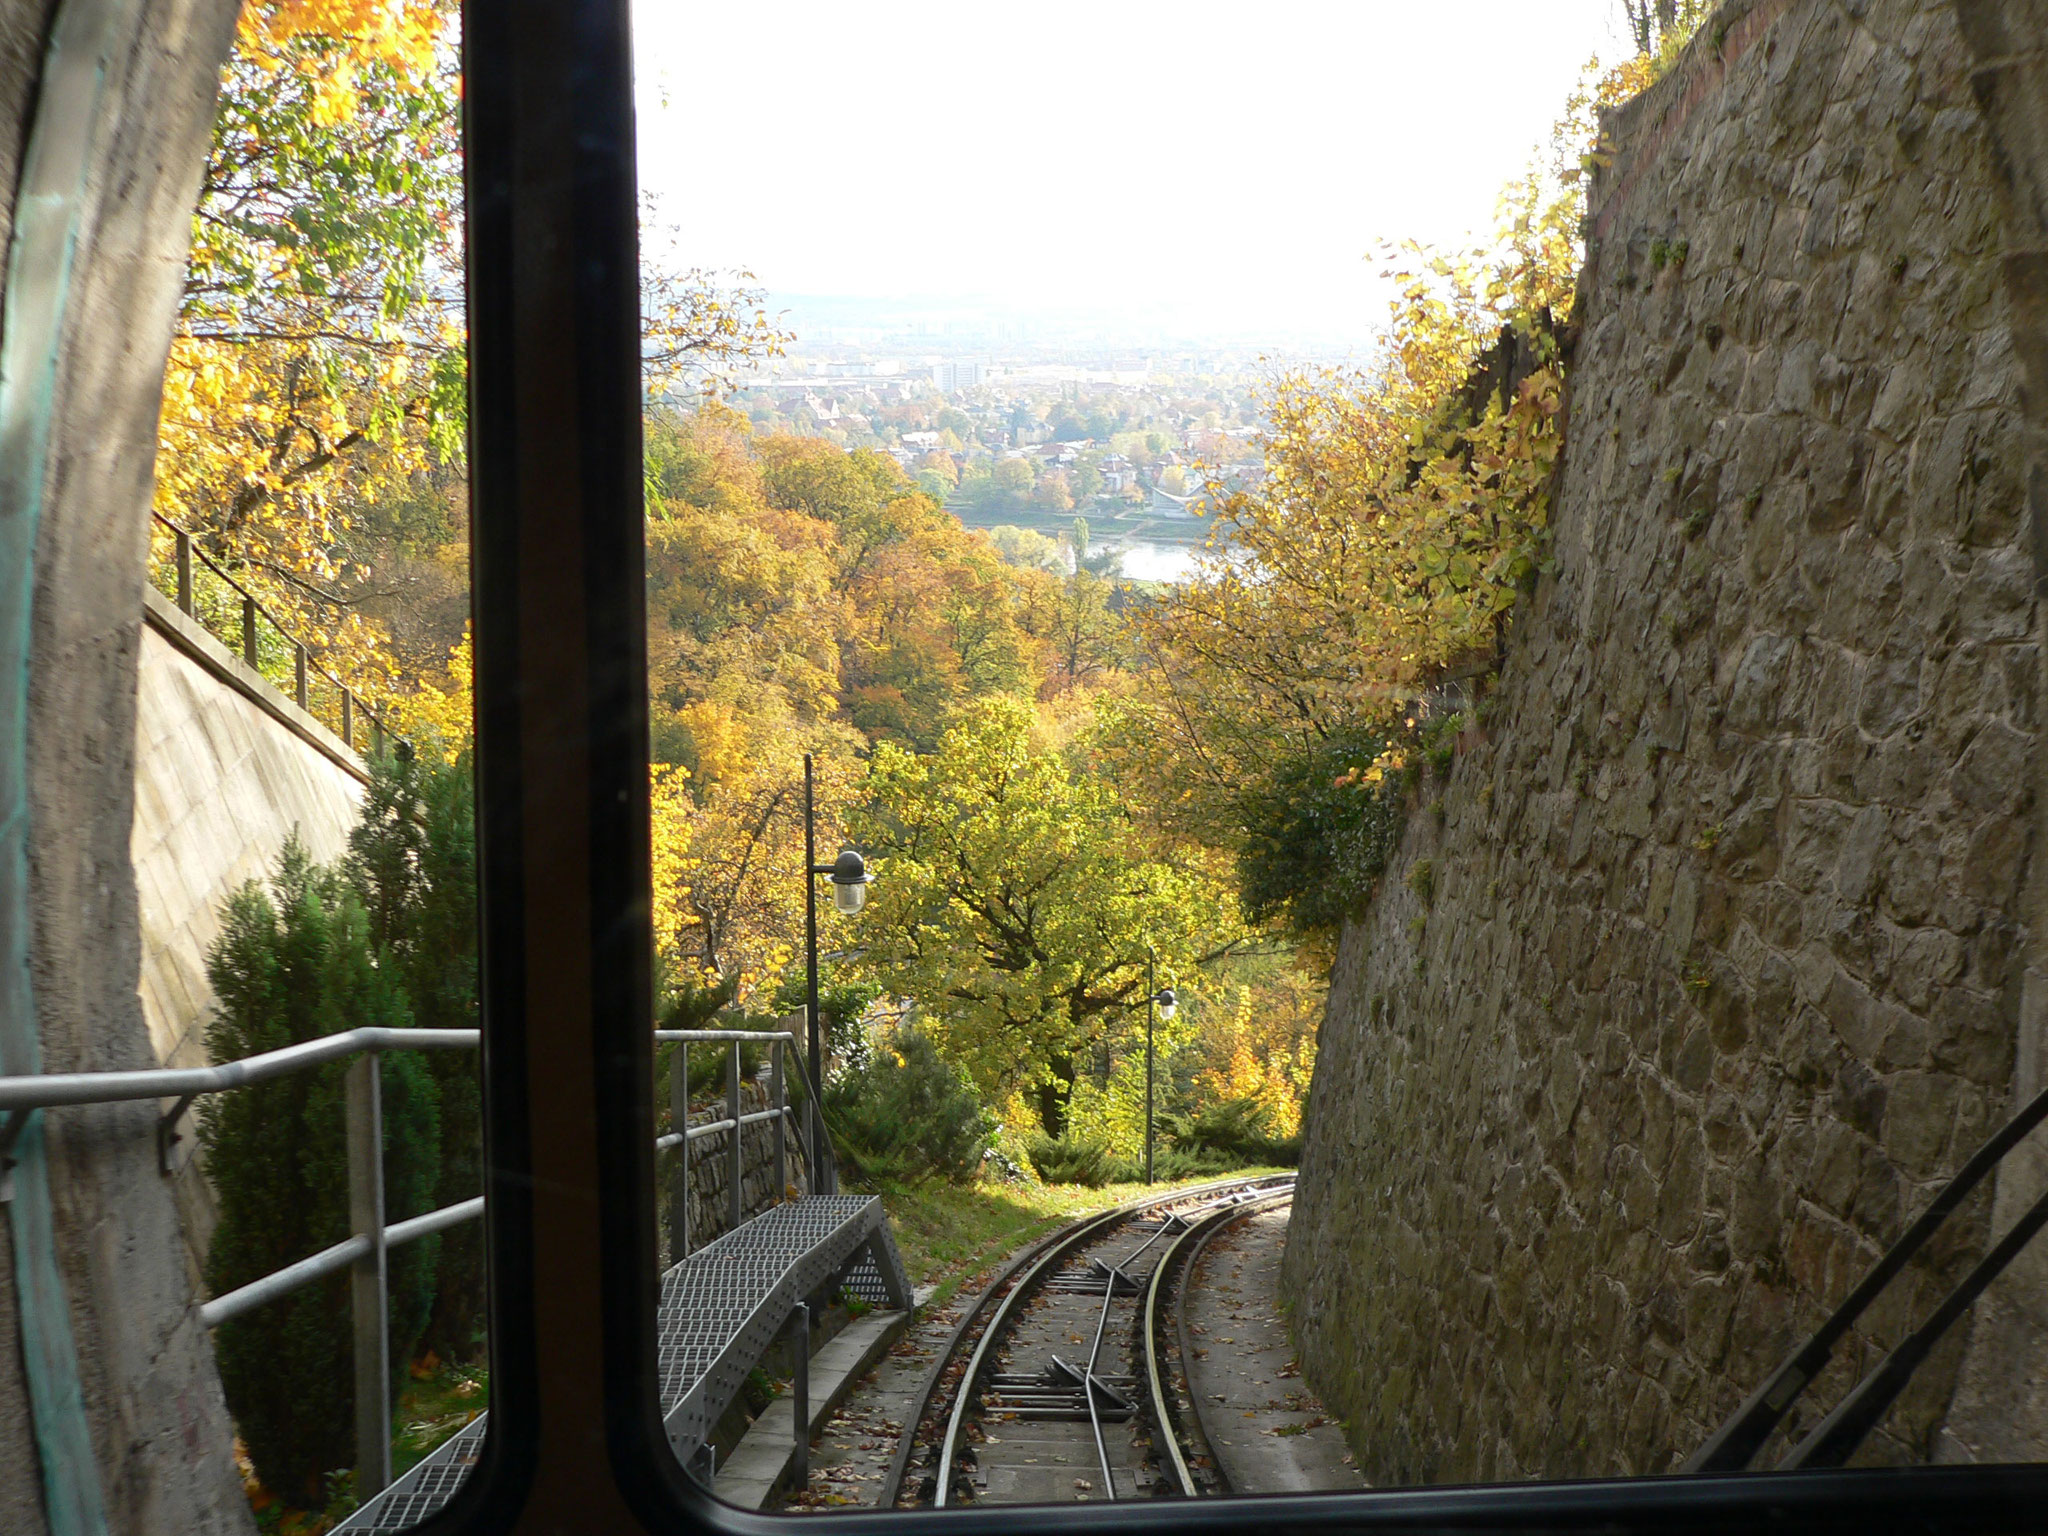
828,849,871,914
803,753,876,1196
1144,959,1179,1184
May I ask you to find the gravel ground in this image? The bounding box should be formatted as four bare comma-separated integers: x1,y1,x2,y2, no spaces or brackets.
781,1200,1359,1510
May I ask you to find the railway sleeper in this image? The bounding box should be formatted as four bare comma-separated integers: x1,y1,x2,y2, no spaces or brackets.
979,1402,1136,1422
1046,1355,1134,1408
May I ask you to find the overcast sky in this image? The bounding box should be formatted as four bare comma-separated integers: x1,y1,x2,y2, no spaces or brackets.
631,2,1630,348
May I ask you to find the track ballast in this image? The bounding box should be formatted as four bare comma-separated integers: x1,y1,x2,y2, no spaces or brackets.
878,1174,1296,1507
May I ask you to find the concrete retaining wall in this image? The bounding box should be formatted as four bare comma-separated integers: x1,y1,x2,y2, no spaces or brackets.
130,587,368,1278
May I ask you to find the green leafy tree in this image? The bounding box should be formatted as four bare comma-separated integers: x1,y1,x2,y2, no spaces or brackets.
200,839,441,1502
850,699,1242,1134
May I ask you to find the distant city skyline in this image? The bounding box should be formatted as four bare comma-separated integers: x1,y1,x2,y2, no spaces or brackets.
631,1,1630,350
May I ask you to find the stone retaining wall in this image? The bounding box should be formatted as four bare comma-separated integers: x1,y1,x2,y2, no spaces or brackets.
1281,0,2048,1480
662,1079,813,1266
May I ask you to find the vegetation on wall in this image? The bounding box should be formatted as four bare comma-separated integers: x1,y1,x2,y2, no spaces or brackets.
1105,65,1663,940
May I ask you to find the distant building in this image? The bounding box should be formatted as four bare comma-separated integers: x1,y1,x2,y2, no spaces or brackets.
932,359,986,392
1149,485,1197,518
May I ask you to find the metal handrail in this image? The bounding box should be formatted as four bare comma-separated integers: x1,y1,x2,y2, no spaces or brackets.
149,510,404,756
0,1022,815,1499
0,1026,479,1113
1688,1079,2048,1473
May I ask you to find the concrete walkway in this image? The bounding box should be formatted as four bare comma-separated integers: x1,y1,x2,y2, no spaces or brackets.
1183,1206,1362,1493
713,1300,922,1509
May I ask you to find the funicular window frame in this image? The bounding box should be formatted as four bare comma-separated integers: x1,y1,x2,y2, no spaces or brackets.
437,0,2048,1531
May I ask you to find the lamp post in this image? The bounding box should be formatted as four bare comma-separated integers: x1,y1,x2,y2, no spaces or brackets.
1144,952,1177,1184
804,752,871,1197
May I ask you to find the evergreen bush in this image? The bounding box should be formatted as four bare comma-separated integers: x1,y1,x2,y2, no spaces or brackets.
348,749,483,1361
824,1026,993,1186
1164,1093,1300,1168
200,839,442,1503
1021,1133,1116,1187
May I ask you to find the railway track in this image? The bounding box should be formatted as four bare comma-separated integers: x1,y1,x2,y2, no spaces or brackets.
877,1174,1296,1507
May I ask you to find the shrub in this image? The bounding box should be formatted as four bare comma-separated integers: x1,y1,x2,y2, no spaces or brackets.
201,839,441,1504
1165,1094,1301,1169
348,749,482,1361
771,971,883,1072
1021,1133,1117,1187
824,1026,993,1186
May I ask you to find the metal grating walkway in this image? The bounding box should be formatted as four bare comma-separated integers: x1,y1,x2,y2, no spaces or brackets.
336,1195,910,1532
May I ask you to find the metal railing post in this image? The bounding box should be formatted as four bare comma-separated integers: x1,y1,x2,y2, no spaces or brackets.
372,716,385,758
727,1040,743,1233
772,1039,786,1202
340,690,355,750
345,1054,392,1499
175,529,192,613
294,644,308,709
789,1301,810,1489
669,1041,689,1261
241,595,258,667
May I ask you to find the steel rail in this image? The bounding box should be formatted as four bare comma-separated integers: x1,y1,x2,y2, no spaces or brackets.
0,1025,790,1112
874,1218,1083,1508
930,1174,1292,1507
201,1193,489,1327
654,1106,793,1152
1079,1199,1202,1499
151,510,404,747
0,1025,796,1340
1142,1184,1297,1496
654,1029,796,1044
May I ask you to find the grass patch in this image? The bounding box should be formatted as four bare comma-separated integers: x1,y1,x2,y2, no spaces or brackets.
392,1355,488,1480
877,1169,1283,1310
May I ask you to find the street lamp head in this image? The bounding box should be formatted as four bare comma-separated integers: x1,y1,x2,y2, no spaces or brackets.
1156,986,1177,1020
829,848,872,915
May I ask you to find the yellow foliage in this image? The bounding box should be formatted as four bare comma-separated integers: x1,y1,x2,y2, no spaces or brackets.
1113,76,1600,853
649,743,862,1003
236,0,449,113
1191,973,1323,1140
401,629,473,760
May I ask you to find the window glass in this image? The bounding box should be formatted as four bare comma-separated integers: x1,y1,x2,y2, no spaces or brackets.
626,0,2048,1512
149,0,483,1526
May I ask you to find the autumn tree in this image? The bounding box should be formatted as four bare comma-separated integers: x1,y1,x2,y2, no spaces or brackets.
651,750,860,994
1024,565,1123,696
848,698,1242,1135
159,0,788,710
1103,93,1601,935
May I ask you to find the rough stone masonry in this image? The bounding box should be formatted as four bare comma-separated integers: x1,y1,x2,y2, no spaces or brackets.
1281,0,2048,1481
